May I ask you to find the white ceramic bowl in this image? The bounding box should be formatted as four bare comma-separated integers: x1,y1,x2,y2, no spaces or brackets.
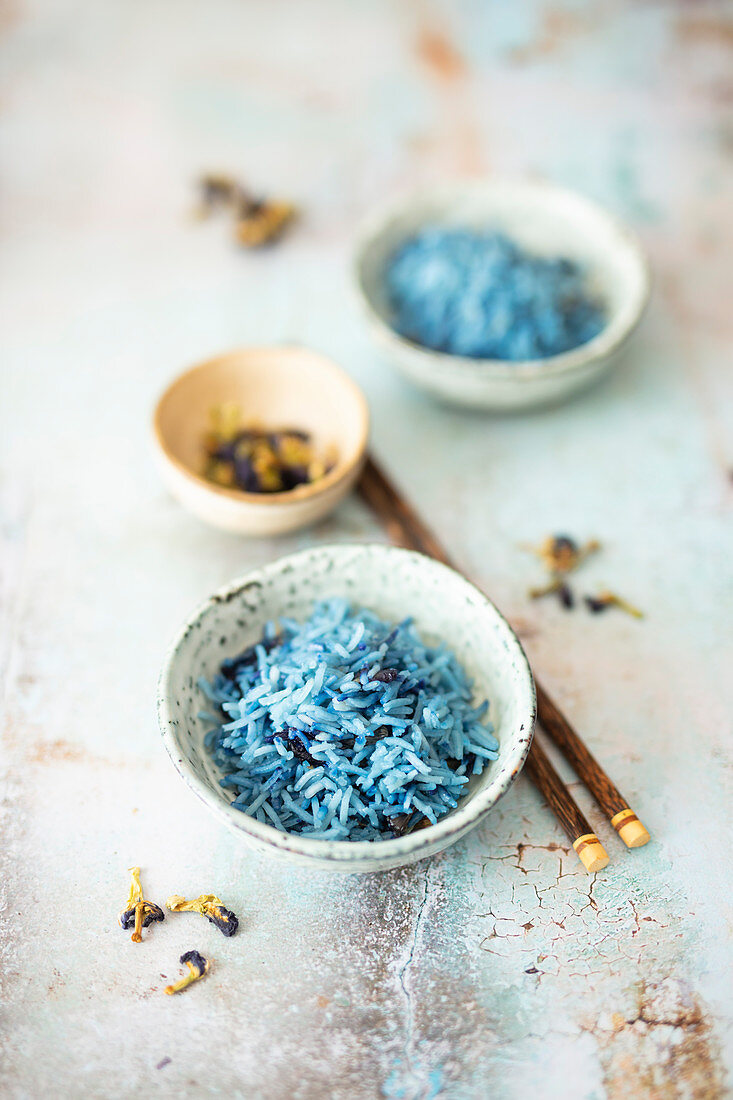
157,544,536,872
153,346,369,536
354,179,650,411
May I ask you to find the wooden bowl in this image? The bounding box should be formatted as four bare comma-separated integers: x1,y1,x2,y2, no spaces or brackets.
153,347,369,535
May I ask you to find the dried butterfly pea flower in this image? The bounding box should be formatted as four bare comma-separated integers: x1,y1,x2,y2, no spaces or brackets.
199,174,242,210
534,535,600,574
584,591,643,619
202,407,332,495
119,867,165,943
389,811,429,838
558,583,575,609
235,198,296,248
167,894,239,937
208,402,242,442
285,732,319,768
164,950,210,995
197,175,296,246
370,668,401,683
529,578,575,609
389,812,415,837
365,725,391,744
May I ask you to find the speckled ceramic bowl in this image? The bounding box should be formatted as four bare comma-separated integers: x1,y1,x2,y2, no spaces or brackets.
158,544,536,872
354,179,650,411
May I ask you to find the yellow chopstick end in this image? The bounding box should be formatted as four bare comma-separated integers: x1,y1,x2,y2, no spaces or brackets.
573,834,609,873
618,819,651,848
611,809,651,848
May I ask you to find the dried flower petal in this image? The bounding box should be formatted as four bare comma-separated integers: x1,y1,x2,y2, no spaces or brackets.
196,174,296,246
202,407,333,495
235,199,296,247
199,174,242,211
119,867,165,943
166,894,239,938
164,950,210,995
534,535,600,574
285,732,319,768
371,668,401,683
529,578,561,600
584,591,643,619
388,811,429,837
528,579,575,609
558,583,575,609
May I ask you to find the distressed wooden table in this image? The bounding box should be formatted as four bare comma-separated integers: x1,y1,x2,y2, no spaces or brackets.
1,2,731,1097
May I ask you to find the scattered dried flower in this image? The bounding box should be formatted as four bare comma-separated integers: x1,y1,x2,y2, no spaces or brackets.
533,534,600,574
198,174,241,211
235,198,296,247
584,591,644,619
528,578,575,608
166,895,239,937
558,583,575,610
119,867,165,943
164,950,210,995
197,174,297,247
525,533,604,611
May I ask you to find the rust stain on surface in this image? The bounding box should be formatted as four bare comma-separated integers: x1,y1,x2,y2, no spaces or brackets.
411,20,486,175
416,27,466,82
30,739,90,764
591,979,724,1100
28,738,128,767
677,15,733,49
509,7,595,64
0,0,21,32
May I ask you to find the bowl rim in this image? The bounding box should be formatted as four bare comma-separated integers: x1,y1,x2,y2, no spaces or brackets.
353,177,651,381
157,543,537,864
152,345,370,507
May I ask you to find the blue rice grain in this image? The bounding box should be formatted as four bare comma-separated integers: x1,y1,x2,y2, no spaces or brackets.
386,227,605,360
200,598,498,840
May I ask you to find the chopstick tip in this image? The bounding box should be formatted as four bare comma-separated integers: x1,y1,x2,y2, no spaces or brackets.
573,833,609,873
611,809,651,848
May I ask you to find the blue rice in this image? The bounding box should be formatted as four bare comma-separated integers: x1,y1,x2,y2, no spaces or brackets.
386,227,606,360
199,598,498,840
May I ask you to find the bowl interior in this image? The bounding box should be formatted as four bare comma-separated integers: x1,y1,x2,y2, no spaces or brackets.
356,180,648,370
159,544,535,861
154,346,369,498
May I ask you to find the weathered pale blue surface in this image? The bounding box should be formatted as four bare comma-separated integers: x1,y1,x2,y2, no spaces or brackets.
1,1,731,1098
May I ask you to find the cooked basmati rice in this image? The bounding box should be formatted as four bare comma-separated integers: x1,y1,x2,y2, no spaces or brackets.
199,598,498,840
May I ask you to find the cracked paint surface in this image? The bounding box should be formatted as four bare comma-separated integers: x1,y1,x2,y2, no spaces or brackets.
1,0,732,1097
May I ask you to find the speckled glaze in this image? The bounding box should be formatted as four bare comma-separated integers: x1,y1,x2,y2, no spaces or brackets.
158,544,536,871
354,179,650,410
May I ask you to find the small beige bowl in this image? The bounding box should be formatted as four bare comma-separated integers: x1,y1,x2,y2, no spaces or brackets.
354,179,650,411
153,347,369,535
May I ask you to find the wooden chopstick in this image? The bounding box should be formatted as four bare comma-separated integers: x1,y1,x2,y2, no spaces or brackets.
357,453,650,860
535,682,650,848
355,455,603,870
523,736,609,872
